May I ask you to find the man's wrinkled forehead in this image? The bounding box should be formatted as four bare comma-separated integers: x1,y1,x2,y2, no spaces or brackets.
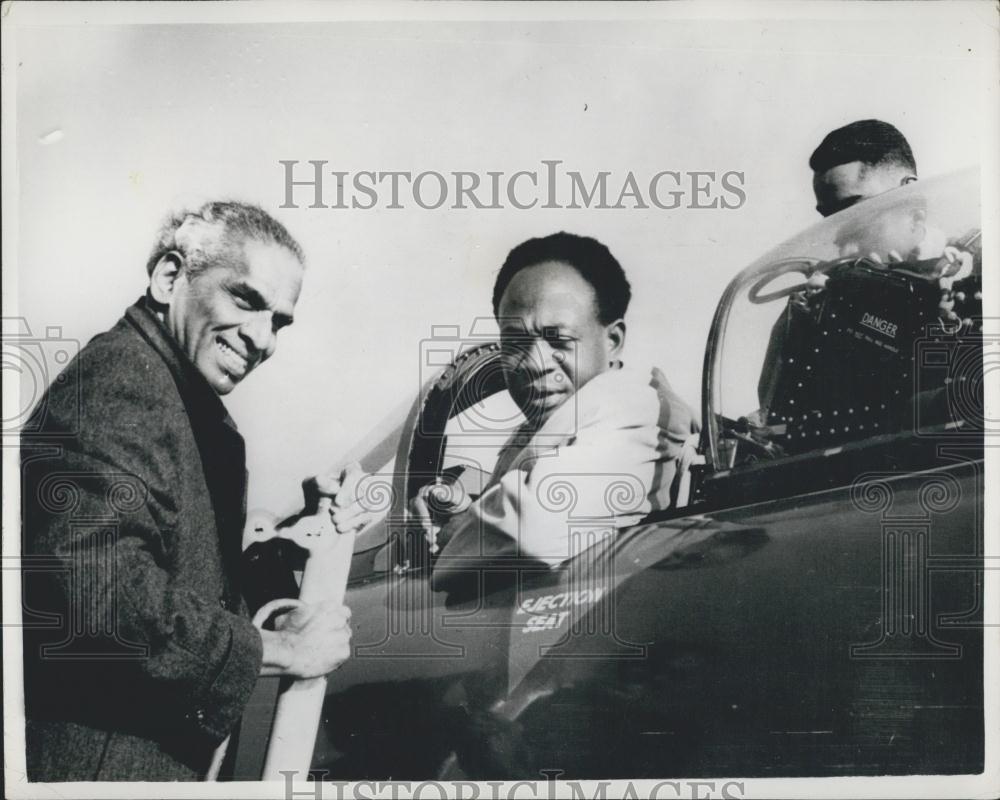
497,261,599,323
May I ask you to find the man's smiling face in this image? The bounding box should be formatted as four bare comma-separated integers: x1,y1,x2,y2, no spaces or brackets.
166,239,303,395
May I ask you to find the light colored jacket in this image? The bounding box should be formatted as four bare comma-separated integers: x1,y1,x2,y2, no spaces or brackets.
436,366,698,567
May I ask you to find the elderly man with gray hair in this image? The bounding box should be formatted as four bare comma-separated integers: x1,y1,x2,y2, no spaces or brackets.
21,201,351,781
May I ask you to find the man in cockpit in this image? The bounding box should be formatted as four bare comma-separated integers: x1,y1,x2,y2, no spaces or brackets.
755,121,979,437
757,120,921,415
326,232,698,568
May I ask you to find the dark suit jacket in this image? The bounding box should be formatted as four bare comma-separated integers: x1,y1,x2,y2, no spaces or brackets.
21,297,264,781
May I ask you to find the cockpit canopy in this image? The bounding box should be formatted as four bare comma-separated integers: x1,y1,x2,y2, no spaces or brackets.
706,168,983,473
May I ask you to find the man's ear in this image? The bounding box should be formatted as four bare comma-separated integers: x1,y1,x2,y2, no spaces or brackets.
148,251,184,305
606,318,626,360
901,174,918,186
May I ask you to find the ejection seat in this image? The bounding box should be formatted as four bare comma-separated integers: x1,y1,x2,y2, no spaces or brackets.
763,247,983,456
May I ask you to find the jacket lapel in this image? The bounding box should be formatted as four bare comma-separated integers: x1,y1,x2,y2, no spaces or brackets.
123,298,248,594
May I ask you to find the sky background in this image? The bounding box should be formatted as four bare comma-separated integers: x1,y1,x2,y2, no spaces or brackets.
8,3,994,513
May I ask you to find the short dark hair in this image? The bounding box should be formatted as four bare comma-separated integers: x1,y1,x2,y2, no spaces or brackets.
491,232,631,325
146,201,304,276
809,119,916,175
